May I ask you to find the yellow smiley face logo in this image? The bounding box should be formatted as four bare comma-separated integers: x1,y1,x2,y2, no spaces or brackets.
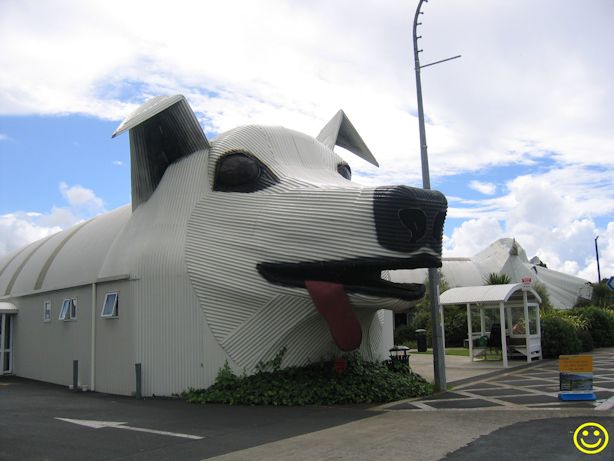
573,422,609,455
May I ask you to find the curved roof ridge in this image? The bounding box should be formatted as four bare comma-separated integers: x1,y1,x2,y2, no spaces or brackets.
34,219,92,290
4,235,54,296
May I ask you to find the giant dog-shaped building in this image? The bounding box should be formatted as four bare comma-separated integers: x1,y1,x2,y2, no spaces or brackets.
0,95,447,396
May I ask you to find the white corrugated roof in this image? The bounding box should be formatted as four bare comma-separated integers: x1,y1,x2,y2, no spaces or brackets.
0,206,131,296
439,283,541,305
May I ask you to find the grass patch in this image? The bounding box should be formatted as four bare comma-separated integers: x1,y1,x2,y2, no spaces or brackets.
412,347,470,357
183,350,433,406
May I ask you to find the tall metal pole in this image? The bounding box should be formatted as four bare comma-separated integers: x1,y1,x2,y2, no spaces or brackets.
595,236,601,282
413,0,431,188
413,0,446,391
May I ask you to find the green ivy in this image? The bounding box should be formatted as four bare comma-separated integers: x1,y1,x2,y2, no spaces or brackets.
183,352,434,406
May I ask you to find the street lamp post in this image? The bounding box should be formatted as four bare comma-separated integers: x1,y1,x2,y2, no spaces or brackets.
595,236,601,282
412,0,460,391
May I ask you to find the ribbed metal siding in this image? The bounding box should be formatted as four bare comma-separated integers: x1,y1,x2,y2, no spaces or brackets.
185,126,408,373
0,243,35,281
5,232,66,296
3,118,424,395
0,237,51,295
33,221,90,290
41,207,131,291
12,285,93,387
0,208,131,297
128,97,209,210
99,149,228,396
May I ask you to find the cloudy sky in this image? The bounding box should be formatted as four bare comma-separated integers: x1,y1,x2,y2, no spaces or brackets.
1,0,613,282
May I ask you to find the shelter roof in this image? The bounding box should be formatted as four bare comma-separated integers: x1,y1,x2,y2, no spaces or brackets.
439,283,541,305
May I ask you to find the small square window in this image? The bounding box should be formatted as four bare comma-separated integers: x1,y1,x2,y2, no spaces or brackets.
101,292,118,318
59,298,77,321
43,301,52,322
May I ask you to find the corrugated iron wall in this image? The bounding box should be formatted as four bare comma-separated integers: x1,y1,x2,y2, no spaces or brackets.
100,147,229,396
2,115,412,396
185,125,402,375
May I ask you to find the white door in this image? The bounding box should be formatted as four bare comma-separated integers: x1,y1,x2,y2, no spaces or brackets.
0,314,13,374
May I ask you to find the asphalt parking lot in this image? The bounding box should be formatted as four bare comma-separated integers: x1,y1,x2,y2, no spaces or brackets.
0,377,373,461
2,349,612,461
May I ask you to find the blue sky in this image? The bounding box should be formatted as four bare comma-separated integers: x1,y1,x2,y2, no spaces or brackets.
1,0,613,281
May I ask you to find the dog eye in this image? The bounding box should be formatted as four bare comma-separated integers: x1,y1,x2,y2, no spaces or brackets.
337,163,352,181
214,151,279,192
216,153,260,187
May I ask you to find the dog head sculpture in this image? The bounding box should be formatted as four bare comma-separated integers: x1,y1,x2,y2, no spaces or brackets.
113,95,447,369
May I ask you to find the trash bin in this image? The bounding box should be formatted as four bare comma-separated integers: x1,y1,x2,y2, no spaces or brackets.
415,329,427,352
389,346,410,364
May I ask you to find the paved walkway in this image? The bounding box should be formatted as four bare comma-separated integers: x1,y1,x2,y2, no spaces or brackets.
381,348,614,411
408,351,532,384
208,349,614,460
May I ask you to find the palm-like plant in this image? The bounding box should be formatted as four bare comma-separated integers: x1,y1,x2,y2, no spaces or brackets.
484,272,511,285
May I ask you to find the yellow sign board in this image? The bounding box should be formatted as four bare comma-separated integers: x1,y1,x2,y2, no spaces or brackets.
560,355,593,373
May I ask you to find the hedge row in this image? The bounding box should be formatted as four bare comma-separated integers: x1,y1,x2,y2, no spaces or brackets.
540,306,614,358
395,305,614,359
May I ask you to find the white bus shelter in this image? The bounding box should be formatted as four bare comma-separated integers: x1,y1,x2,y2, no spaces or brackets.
439,283,542,368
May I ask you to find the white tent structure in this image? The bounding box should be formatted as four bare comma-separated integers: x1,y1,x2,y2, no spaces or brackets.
390,238,592,310
440,283,542,368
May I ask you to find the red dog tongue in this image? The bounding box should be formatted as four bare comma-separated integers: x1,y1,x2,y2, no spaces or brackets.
305,281,362,351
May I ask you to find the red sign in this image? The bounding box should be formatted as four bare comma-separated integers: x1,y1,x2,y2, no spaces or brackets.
334,357,348,374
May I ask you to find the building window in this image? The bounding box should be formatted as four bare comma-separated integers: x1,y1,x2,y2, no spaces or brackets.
43,301,52,322
59,298,77,321
101,292,119,318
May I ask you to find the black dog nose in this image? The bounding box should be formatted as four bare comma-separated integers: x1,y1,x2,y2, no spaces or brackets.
374,185,447,254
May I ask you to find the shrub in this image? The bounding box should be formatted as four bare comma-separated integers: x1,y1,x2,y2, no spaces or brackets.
183,352,434,406
393,324,416,344
576,329,594,352
549,309,589,330
592,282,614,308
540,316,581,358
442,305,471,347
532,282,554,312
484,272,511,285
394,303,431,346
396,308,482,349
575,306,614,347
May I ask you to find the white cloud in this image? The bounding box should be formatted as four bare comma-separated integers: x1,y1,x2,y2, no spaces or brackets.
1,0,613,281
0,182,105,256
112,160,123,166
469,180,497,195
444,217,504,257
0,133,9,141
59,181,105,213
38,206,82,229
0,213,61,256
445,167,614,280
577,223,614,282
1,0,612,174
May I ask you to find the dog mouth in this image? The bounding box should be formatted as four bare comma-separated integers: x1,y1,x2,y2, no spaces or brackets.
257,253,440,351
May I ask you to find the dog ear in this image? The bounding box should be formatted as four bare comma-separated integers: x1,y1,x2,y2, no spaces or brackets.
113,95,209,210
316,110,379,167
